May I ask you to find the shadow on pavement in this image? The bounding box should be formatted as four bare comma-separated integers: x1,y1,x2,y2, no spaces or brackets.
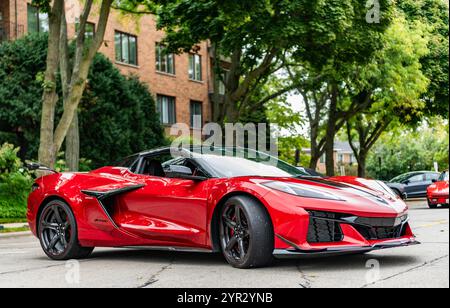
87,248,419,271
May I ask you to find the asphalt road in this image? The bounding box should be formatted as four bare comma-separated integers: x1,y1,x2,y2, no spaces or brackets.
0,200,448,288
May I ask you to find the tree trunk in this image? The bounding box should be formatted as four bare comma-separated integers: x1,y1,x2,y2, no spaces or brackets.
309,154,320,170
309,133,321,170
358,151,367,178
325,83,338,176
37,0,64,167
65,113,80,171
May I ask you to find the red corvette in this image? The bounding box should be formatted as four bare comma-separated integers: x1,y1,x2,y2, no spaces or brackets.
27,147,418,268
427,170,449,209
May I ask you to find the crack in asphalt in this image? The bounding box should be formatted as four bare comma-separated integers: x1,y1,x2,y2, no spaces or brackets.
360,254,449,288
296,264,312,288
137,259,174,288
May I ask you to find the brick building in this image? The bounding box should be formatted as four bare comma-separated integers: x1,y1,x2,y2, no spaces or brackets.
0,0,216,135
303,141,358,175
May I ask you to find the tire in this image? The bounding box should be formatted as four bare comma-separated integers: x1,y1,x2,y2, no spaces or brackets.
427,198,438,209
219,195,274,269
38,200,94,260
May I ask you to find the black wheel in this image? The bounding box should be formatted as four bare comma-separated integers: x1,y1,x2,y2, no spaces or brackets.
219,196,274,269
427,199,438,209
39,200,94,260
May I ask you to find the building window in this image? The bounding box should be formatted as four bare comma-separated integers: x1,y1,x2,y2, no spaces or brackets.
190,101,203,129
115,31,138,65
75,21,95,42
320,155,325,164
157,95,176,125
156,43,175,75
217,70,228,95
189,54,202,81
338,154,344,163
27,4,48,33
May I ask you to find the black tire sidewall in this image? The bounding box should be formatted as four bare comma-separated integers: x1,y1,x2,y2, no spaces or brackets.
427,198,438,209
219,196,274,269
38,200,79,260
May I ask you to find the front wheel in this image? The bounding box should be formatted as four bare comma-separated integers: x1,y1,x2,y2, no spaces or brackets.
39,200,94,260
219,196,274,269
427,198,438,209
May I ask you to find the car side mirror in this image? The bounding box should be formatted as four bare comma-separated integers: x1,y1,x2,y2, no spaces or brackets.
166,165,207,181
403,180,410,185
25,162,57,173
432,179,437,183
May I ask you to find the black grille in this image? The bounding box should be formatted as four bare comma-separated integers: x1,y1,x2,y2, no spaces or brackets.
355,225,404,240
307,211,343,243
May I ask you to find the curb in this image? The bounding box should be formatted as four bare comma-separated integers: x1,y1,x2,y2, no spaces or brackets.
0,231,32,239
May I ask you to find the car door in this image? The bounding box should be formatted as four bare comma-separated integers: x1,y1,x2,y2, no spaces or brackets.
404,174,426,198
114,152,211,248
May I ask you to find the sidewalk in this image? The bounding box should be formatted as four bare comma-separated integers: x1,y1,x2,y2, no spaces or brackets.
1,222,29,228
0,222,31,238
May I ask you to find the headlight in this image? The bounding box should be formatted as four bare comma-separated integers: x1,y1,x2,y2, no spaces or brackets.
261,181,344,201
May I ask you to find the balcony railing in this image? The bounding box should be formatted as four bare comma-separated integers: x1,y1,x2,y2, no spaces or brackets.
0,22,24,43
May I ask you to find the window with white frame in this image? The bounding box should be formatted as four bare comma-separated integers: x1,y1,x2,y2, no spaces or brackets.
115,31,138,65
156,43,175,74
190,101,203,129
27,4,48,33
189,54,202,81
157,95,176,125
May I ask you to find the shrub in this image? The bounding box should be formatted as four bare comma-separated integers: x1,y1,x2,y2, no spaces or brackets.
0,34,166,168
0,143,32,219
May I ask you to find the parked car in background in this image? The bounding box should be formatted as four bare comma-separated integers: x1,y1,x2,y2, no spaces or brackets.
385,181,407,200
387,171,440,199
427,170,449,209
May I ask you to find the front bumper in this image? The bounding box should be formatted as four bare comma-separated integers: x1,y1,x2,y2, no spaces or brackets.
428,195,449,205
274,237,420,259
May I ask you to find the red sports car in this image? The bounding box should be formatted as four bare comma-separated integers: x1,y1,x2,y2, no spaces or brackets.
27,147,418,268
427,170,449,209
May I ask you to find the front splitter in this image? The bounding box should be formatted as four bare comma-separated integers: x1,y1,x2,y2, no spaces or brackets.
273,239,421,259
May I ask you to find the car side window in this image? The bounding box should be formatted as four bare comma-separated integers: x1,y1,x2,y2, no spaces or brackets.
163,157,208,178
408,174,423,183
425,173,437,181
140,152,175,177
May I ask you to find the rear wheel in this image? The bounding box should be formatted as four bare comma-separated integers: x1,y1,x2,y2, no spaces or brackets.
39,200,94,260
427,198,438,209
219,196,274,269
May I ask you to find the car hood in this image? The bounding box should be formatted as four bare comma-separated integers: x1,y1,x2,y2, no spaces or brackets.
250,176,408,216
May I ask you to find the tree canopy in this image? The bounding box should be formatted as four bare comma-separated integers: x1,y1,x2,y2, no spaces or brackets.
147,0,394,124
0,34,166,168
367,118,449,180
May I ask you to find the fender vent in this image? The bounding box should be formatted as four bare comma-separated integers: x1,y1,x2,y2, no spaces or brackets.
307,211,344,243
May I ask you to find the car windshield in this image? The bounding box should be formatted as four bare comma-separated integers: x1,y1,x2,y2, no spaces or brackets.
193,148,309,178
390,173,416,183
439,171,449,181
